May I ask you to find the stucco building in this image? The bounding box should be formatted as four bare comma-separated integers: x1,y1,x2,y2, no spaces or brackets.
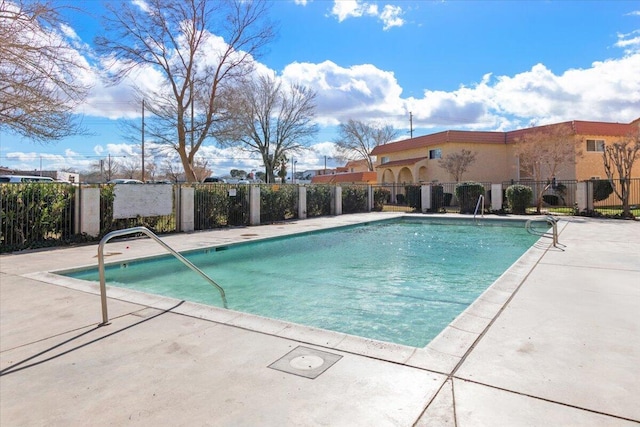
370,118,640,185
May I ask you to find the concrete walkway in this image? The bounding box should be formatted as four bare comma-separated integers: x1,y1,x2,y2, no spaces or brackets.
1,214,638,426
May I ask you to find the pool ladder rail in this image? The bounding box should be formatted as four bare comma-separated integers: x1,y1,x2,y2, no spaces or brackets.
525,215,562,248
473,195,485,221
97,226,228,326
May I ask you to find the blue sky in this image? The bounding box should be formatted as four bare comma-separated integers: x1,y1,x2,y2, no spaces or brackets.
1,0,639,178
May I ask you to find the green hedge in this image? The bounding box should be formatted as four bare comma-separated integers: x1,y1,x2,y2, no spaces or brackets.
261,185,297,223
592,179,614,202
455,182,486,214
373,188,390,211
306,185,332,217
431,185,444,212
506,184,533,214
1,183,78,252
194,185,249,229
405,185,421,210
342,186,368,213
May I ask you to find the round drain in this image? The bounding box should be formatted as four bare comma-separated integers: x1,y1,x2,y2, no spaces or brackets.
289,355,324,371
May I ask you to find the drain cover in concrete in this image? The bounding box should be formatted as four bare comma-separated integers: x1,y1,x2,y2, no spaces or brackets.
268,346,342,379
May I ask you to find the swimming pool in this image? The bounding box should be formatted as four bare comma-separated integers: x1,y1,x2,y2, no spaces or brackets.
66,218,541,347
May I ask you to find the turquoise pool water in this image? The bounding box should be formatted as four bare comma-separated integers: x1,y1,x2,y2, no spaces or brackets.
68,219,540,347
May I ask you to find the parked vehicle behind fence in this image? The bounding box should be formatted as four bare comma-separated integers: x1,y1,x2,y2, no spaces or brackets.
0,175,55,183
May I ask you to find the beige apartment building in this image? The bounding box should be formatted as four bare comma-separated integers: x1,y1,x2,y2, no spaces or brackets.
370,118,640,185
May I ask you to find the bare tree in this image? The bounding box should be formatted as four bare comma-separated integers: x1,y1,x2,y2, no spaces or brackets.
95,0,274,182
145,161,157,182
334,120,399,171
515,123,581,213
161,159,183,183
438,149,477,182
0,0,90,140
603,125,640,218
217,74,317,183
120,157,141,179
192,157,212,182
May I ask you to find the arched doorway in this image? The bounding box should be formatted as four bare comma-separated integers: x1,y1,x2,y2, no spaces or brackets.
398,167,413,184
418,166,428,182
382,169,395,183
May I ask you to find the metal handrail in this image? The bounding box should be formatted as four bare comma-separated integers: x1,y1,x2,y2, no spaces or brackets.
98,226,227,325
525,215,559,247
473,195,485,220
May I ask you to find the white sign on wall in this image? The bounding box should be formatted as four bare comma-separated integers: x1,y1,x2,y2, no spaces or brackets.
113,184,174,219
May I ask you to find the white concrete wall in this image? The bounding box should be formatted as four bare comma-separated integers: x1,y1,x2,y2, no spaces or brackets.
421,185,431,213
180,187,194,232
298,186,307,219
80,187,101,237
250,185,261,225
113,184,173,219
576,181,593,212
491,184,503,211
334,186,342,215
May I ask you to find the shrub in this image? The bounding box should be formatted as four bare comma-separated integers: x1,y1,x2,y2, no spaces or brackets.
506,184,533,214
261,185,297,223
455,182,485,214
592,179,614,202
405,185,421,209
373,188,390,211
542,194,560,206
431,185,444,212
1,183,77,252
342,186,368,213
443,192,453,207
194,185,233,229
306,185,332,217
395,193,406,205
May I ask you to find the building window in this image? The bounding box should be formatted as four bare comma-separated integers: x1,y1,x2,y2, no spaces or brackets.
381,156,390,164
429,149,442,159
586,139,605,152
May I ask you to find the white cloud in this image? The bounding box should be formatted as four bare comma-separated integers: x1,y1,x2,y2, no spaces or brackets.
281,60,405,126
616,30,640,54
280,49,640,132
330,0,404,30
380,5,404,30
294,0,310,5
131,0,151,14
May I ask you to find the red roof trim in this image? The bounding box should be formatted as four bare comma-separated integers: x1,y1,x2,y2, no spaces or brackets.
310,171,377,184
376,157,428,168
370,118,640,155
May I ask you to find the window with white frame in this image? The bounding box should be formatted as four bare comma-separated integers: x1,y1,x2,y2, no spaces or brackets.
586,139,605,152
429,149,442,159
381,156,390,164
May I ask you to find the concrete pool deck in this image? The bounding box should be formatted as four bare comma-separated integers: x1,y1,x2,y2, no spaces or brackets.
1,213,638,426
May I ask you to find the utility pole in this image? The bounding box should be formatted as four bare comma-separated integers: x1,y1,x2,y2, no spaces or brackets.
190,79,194,152
409,111,414,139
141,99,145,182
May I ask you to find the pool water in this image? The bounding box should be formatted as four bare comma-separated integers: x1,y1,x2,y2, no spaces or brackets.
68,219,540,347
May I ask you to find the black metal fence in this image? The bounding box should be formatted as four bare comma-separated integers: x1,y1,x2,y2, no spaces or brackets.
194,184,250,229
259,184,298,223
501,180,578,215
370,184,418,213
341,185,369,214
306,185,332,217
0,183,77,252
591,178,640,217
3,179,639,253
